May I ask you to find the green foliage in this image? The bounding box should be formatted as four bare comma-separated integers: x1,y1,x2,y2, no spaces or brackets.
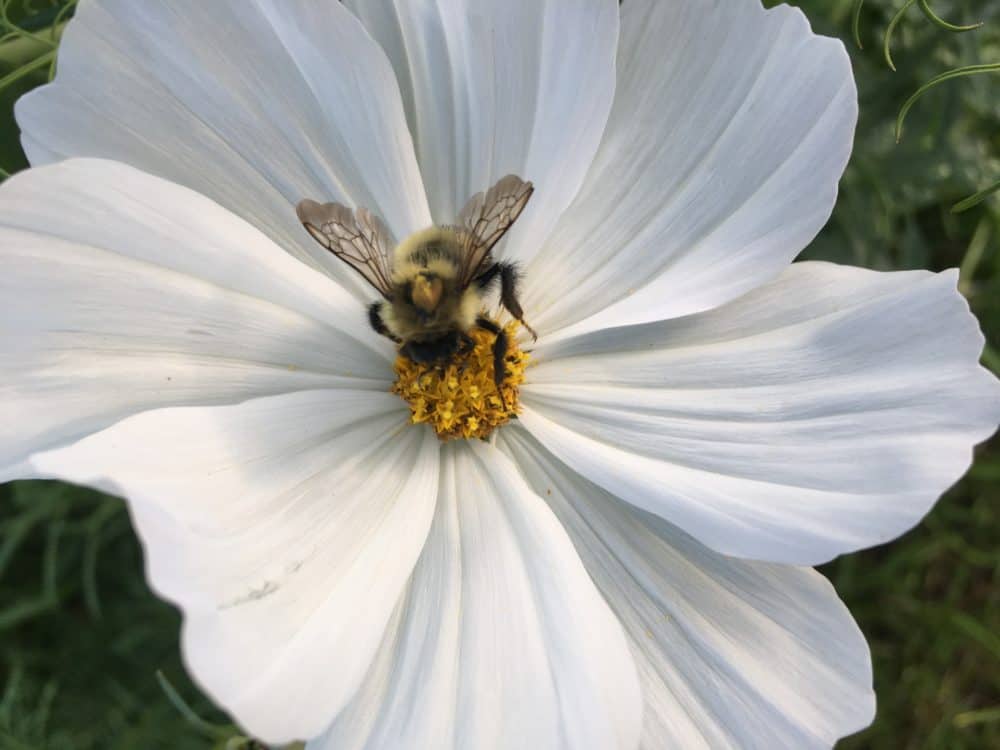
0,0,73,177
1,0,998,748
0,482,213,749
793,1,1000,747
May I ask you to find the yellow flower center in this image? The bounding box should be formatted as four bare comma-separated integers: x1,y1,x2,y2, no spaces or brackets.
392,321,529,440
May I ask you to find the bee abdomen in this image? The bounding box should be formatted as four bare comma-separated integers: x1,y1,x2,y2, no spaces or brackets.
400,331,466,364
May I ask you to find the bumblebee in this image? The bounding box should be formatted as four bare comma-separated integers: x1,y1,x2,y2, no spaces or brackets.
297,175,537,397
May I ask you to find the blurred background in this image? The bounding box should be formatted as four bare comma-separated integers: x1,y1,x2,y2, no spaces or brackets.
0,0,997,748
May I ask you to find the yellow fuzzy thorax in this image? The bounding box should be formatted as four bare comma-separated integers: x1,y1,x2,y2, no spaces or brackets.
391,321,529,441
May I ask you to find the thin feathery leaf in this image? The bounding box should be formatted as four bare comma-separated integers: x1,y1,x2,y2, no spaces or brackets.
154,671,231,740
852,0,865,48
917,0,983,32
884,0,917,71
952,178,1000,213
895,63,1000,141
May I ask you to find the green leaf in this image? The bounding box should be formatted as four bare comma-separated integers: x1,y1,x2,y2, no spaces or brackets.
883,0,917,72
154,671,231,741
917,0,984,33
952,177,1000,213
895,63,1000,142
852,0,865,48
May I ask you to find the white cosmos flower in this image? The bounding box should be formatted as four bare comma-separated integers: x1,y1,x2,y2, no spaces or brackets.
2,0,999,747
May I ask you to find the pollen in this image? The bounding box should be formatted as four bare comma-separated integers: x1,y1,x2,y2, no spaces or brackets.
392,322,529,441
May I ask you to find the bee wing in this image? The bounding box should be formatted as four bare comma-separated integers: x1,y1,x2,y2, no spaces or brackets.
453,174,534,287
296,199,396,299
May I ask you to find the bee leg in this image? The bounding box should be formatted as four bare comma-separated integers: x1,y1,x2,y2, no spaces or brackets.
368,301,400,343
475,315,501,335
475,316,509,409
458,331,476,355
398,340,418,362
454,331,476,375
473,262,502,291
497,263,538,341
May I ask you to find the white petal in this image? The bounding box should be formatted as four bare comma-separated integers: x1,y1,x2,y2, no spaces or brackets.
499,428,875,749
311,441,642,750
525,0,857,338
0,160,389,473
31,390,438,744
16,0,430,290
523,262,1000,564
345,0,619,263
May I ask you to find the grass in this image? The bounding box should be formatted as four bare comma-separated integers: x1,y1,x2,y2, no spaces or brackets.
1,0,998,747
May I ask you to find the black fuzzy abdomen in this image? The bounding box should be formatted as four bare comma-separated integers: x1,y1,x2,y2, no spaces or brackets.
399,331,466,364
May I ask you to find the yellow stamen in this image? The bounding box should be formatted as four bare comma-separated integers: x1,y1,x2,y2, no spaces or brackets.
392,321,529,440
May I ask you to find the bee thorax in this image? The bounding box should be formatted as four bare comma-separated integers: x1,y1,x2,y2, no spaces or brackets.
412,274,444,312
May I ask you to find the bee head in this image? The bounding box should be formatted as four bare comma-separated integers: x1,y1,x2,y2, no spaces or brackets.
411,273,444,316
